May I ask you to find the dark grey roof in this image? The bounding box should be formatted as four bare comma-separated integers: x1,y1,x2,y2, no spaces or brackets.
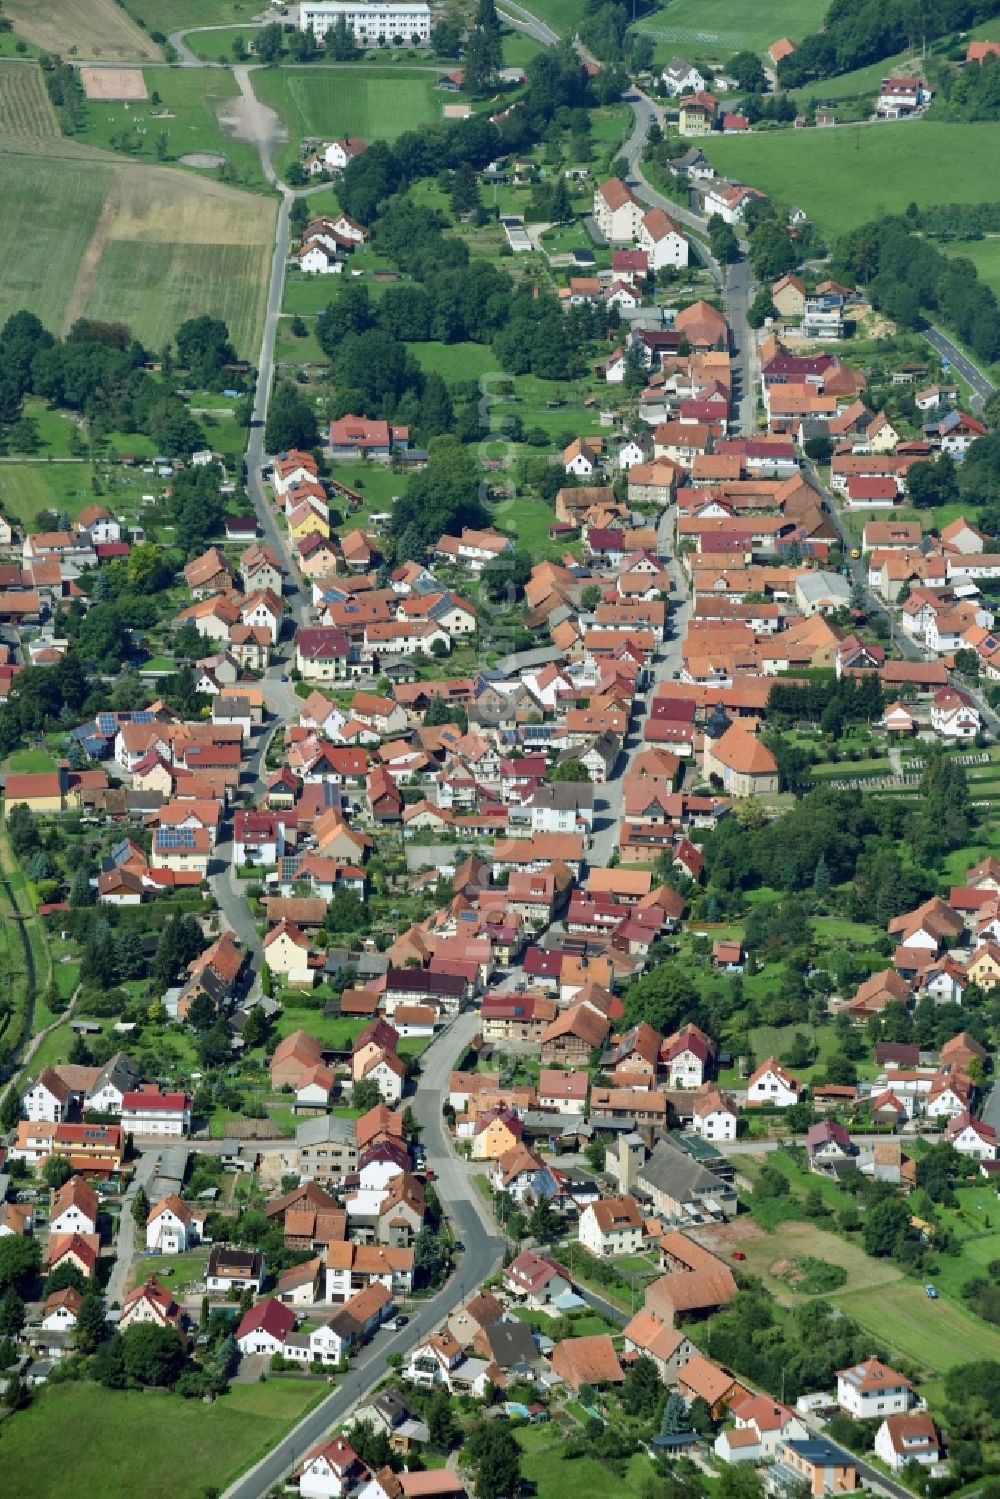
528,782,595,812
483,1319,538,1369
637,1138,726,1199
296,1115,356,1147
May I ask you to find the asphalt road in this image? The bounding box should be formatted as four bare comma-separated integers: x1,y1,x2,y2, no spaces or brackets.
589,501,689,868
222,1011,504,1499
497,0,560,46
921,323,995,413
618,87,755,436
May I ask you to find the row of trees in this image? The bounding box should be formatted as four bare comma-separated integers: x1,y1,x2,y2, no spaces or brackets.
337,42,621,225
776,0,1000,86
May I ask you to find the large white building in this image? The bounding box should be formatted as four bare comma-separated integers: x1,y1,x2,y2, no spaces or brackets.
299,1,431,45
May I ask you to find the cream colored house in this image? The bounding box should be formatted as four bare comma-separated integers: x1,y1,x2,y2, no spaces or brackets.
263,919,314,988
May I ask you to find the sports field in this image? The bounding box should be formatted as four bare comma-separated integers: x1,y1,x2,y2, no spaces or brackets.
78,65,267,192
633,0,827,62
701,120,1000,239
3,0,161,60
0,145,275,355
251,66,440,169
0,59,57,136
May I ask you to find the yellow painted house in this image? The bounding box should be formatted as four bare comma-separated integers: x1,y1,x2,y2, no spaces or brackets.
288,504,331,541
470,1110,522,1161
965,940,1000,990
4,769,66,816
678,92,717,136
263,918,315,987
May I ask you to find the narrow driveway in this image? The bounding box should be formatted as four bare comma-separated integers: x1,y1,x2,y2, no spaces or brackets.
105,1149,159,1309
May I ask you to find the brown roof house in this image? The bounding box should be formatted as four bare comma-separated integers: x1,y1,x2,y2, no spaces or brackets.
703,725,779,797
550,1333,625,1391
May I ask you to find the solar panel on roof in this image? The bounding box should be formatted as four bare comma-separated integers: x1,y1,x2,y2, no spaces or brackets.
156,828,197,848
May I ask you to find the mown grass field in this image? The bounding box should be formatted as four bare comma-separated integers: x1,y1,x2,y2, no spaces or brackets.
405,340,503,380
122,0,251,28
0,1381,326,1499
4,0,161,59
0,143,275,356
251,66,440,172
634,0,827,63
837,1280,1000,1374
701,121,1000,239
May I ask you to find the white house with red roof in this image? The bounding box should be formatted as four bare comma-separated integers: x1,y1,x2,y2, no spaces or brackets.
944,1109,998,1160
146,1194,203,1253
837,1358,913,1419
746,1057,800,1107
724,1392,808,1458
504,1248,573,1309
931,686,981,740
662,1023,712,1087
874,1413,943,1473
298,1434,369,1499
120,1087,191,1137
236,1297,297,1355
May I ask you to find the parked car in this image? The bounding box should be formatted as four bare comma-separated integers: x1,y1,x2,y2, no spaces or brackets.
393,1315,408,1330
925,1284,938,1299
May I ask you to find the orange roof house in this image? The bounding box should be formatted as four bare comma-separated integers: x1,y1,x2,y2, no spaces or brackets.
550,1333,625,1390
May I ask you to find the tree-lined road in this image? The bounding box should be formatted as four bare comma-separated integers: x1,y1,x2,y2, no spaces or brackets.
921,322,995,413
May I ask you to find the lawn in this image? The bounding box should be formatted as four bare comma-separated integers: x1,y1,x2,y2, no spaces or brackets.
514,1422,659,1497
78,65,266,193
0,144,275,356
5,747,57,772
251,67,441,176
4,0,160,60
271,1008,364,1050
633,0,828,63
0,1380,326,1499
404,341,503,381
700,121,1000,240
490,495,566,559
131,1247,209,1293
943,236,1000,304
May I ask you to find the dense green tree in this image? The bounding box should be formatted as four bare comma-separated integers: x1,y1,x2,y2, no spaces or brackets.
75,1292,108,1354
264,381,318,454
863,1197,911,1258
0,1287,25,1338
175,316,236,385
0,1236,41,1295
42,1153,73,1190
466,1421,522,1499
729,49,767,91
